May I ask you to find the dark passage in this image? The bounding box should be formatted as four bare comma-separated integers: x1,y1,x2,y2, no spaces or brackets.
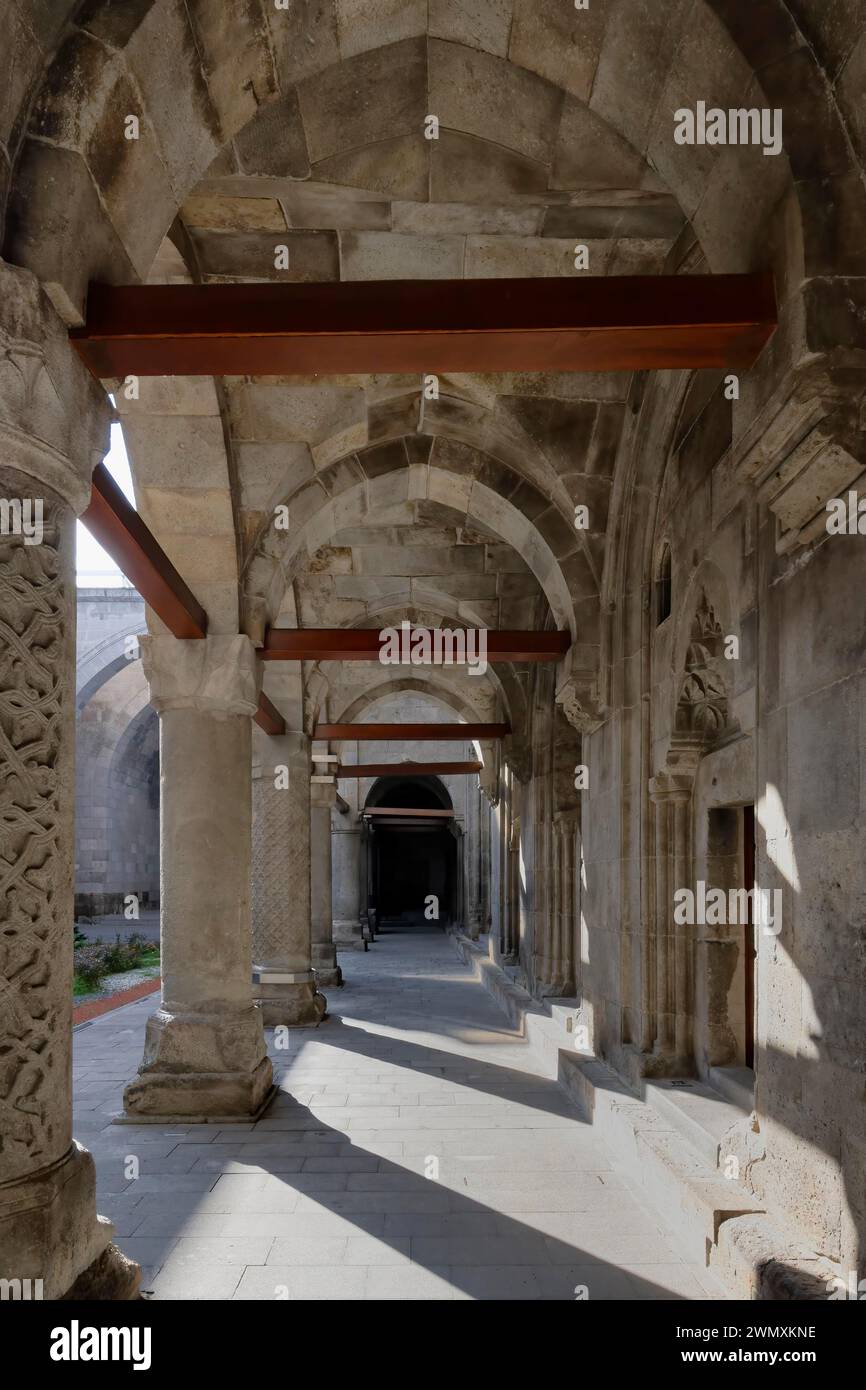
363,775,460,930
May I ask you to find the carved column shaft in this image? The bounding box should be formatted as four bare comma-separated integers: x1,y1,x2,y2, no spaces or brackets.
0,256,138,1297
0,477,123,1293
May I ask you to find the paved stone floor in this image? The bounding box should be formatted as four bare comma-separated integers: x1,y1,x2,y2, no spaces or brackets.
73,924,728,1300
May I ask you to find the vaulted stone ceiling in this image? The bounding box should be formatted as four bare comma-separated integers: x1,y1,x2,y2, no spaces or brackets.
3,0,865,737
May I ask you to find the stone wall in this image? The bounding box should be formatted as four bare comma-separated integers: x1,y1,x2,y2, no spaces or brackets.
74,589,159,915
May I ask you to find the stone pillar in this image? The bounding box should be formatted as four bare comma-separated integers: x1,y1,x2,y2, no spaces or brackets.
479,794,491,933
559,815,577,995
649,772,694,1072
332,816,364,947
0,260,137,1297
466,788,482,938
549,820,563,988
310,781,342,987
123,635,273,1119
251,732,326,1026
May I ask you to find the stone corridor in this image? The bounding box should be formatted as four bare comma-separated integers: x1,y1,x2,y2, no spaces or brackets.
3,0,866,1311
75,925,725,1302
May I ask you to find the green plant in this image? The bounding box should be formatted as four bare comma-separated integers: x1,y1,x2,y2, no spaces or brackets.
73,944,110,990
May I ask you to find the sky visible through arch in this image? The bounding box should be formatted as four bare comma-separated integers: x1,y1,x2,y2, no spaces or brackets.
75,418,135,587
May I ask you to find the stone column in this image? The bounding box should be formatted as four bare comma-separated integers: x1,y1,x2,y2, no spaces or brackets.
310,781,342,987
332,816,364,947
549,820,563,988
123,635,273,1119
479,794,491,933
559,815,577,995
466,787,482,938
649,771,694,1072
0,260,137,1297
251,732,326,1026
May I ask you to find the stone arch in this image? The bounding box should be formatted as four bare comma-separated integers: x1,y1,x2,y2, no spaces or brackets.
338,596,522,703
7,4,855,314
246,461,579,644
336,677,490,728
111,234,242,633
365,773,453,812
104,701,160,904
76,622,148,712
75,662,157,913
3,4,864,590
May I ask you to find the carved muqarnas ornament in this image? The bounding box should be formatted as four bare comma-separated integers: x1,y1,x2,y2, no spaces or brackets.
555,676,604,735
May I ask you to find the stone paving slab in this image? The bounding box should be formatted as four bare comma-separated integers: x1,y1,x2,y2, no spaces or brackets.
72,924,729,1301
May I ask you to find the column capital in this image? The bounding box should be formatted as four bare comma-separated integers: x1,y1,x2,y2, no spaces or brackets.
311,780,337,808
649,769,694,805
0,259,109,512
141,634,260,717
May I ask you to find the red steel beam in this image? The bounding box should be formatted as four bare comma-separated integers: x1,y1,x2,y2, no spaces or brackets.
81,463,208,639
262,629,570,662
316,722,510,740
338,762,483,778
69,275,777,378
254,692,286,737
81,464,286,735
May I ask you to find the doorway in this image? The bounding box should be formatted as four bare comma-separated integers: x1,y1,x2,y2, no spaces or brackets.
363,776,459,930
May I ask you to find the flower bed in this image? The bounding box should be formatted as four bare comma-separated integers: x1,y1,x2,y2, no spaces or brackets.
73,932,160,995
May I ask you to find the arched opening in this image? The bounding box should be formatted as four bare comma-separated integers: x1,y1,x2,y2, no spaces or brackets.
655,542,672,626
363,775,460,932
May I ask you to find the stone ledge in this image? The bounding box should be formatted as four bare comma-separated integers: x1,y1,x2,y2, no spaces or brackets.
449,929,837,1301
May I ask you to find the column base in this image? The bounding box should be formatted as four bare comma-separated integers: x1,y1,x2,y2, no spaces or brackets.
122,1005,273,1120
0,1142,140,1301
64,1241,141,1300
312,943,343,988
255,972,327,1027
333,918,365,949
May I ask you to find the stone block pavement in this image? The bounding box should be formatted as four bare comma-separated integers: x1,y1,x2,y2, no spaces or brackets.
73,925,728,1301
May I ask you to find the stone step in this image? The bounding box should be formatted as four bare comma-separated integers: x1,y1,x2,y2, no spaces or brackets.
644,1078,749,1170
449,929,835,1297
708,1064,756,1114
558,1052,762,1266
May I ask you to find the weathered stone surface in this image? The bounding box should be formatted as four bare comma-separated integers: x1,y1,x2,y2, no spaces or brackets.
140,635,259,717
